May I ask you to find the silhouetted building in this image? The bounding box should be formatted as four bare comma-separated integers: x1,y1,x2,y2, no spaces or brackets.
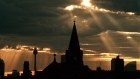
22,61,31,77
96,66,102,71
111,55,124,71
125,61,136,71
0,58,4,77
61,55,65,63
11,70,19,78
33,47,38,75
65,21,83,66
36,21,90,79
34,21,140,79
6,70,20,79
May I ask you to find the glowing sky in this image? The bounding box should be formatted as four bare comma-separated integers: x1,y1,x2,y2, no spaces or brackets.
65,0,135,15
0,0,140,71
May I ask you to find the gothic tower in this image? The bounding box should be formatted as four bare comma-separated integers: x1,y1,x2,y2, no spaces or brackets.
65,21,83,66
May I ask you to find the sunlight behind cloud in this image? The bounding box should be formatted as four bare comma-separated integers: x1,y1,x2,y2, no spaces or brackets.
81,0,92,7
65,5,74,11
64,0,135,15
65,5,81,11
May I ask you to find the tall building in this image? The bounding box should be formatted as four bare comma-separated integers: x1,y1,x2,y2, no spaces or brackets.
22,61,31,77
0,58,4,77
36,21,90,79
65,21,83,66
33,47,38,75
111,55,124,71
61,55,65,63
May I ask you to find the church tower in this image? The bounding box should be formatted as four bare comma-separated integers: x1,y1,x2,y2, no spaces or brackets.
65,21,83,66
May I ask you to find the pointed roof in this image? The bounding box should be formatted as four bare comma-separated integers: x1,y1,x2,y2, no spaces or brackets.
53,54,57,63
68,21,80,50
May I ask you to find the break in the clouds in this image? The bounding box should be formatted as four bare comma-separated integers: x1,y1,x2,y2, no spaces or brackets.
0,0,140,54
93,0,140,14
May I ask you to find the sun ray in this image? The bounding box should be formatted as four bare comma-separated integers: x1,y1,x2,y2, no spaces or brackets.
64,0,135,15
88,10,105,30
103,13,123,30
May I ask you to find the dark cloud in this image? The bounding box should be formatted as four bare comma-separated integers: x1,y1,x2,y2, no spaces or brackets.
81,30,140,58
93,0,140,14
0,0,139,54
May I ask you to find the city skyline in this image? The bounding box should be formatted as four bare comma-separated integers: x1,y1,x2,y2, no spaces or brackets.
0,0,140,76
0,22,139,74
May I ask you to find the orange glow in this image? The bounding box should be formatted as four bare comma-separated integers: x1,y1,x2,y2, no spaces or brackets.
88,10,105,30
100,32,118,53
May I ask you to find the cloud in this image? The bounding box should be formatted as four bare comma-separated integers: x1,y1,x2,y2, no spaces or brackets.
0,0,139,55
81,30,140,58
93,0,140,14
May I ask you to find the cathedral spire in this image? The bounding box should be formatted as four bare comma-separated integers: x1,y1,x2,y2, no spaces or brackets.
68,21,80,50
66,21,83,66
53,54,57,63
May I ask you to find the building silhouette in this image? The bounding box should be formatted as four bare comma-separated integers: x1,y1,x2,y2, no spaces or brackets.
125,61,136,71
0,58,4,77
33,47,38,75
3,21,140,79
111,55,124,71
11,70,19,78
33,21,140,79
61,54,65,63
22,61,31,77
6,70,20,79
36,21,90,79
65,21,83,66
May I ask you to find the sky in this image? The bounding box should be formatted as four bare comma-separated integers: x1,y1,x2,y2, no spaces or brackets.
0,0,140,71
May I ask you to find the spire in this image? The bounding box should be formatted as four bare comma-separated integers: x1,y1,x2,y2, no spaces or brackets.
53,54,57,63
68,21,80,50
65,21,83,66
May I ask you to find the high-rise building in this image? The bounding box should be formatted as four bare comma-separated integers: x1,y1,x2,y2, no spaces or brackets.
22,61,31,77
0,58,4,77
111,55,124,71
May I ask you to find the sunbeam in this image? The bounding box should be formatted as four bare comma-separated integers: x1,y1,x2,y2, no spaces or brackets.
64,0,135,15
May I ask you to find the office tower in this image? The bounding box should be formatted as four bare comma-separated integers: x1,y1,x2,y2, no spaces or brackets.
111,55,124,71
23,61,31,76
